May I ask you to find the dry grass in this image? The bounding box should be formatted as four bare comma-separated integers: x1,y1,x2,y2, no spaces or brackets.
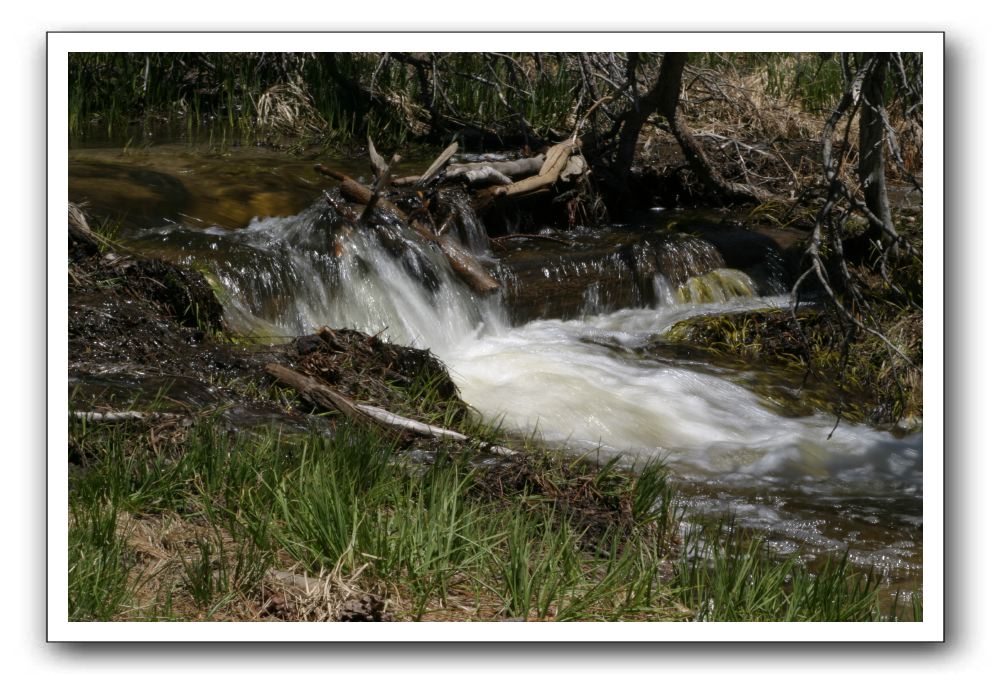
115,511,388,621
255,81,327,139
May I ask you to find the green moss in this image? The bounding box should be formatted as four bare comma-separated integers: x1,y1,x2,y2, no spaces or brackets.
664,308,922,427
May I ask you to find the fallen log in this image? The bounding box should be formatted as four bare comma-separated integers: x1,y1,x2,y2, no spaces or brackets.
392,155,544,187
448,156,544,179
265,363,516,457
455,165,513,187
495,138,579,198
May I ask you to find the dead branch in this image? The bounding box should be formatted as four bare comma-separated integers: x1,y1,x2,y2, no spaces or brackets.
416,141,459,186
367,136,390,185
71,410,187,423
393,155,545,187
315,164,407,221
265,363,515,456
494,138,579,198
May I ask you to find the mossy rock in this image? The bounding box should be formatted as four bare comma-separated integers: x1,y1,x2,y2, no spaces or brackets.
664,308,921,427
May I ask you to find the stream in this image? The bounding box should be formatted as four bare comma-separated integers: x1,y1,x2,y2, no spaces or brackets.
69,145,923,600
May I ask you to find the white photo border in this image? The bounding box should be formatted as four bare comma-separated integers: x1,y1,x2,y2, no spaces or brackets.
48,31,943,642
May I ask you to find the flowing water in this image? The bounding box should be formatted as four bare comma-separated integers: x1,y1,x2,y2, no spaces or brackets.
69,146,923,597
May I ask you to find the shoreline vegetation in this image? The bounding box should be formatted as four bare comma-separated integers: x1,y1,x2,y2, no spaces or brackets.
68,204,918,622
67,51,924,622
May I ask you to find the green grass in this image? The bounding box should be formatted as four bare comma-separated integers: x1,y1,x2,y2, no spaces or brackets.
675,523,882,621
67,392,893,622
68,499,139,620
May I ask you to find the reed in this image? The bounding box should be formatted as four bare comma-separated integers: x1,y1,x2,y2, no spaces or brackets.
69,52,854,150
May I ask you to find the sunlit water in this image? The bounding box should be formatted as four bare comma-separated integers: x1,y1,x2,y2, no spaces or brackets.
71,151,922,589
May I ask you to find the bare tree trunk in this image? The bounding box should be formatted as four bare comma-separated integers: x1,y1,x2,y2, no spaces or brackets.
857,53,896,245
656,53,766,204
613,53,765,204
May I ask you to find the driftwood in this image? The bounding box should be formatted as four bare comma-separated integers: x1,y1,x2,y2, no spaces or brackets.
367,136,390,185
415,141,459,186
385,140,588,216
315,165,500,294
393,155,547,188
471,139,583,212
447,156,544,180
71,410,186,423
454,165,513,187
315,164,407,221
265,363,516,457
495,138,579,198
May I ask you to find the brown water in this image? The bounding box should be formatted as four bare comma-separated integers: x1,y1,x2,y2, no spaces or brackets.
69,144,372,231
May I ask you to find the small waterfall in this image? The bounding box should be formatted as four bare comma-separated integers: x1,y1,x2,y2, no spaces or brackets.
71,148,922,578
190,198,507,354
436,189,491,256
497,232,746,322
675,268,758,304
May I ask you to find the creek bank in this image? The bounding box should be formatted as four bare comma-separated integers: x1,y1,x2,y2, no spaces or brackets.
66,207,695,621
69,204,468,442
663,307,922,429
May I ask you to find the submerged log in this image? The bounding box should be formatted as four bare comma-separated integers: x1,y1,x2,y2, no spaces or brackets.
407,219,501,293
265,363,516,457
